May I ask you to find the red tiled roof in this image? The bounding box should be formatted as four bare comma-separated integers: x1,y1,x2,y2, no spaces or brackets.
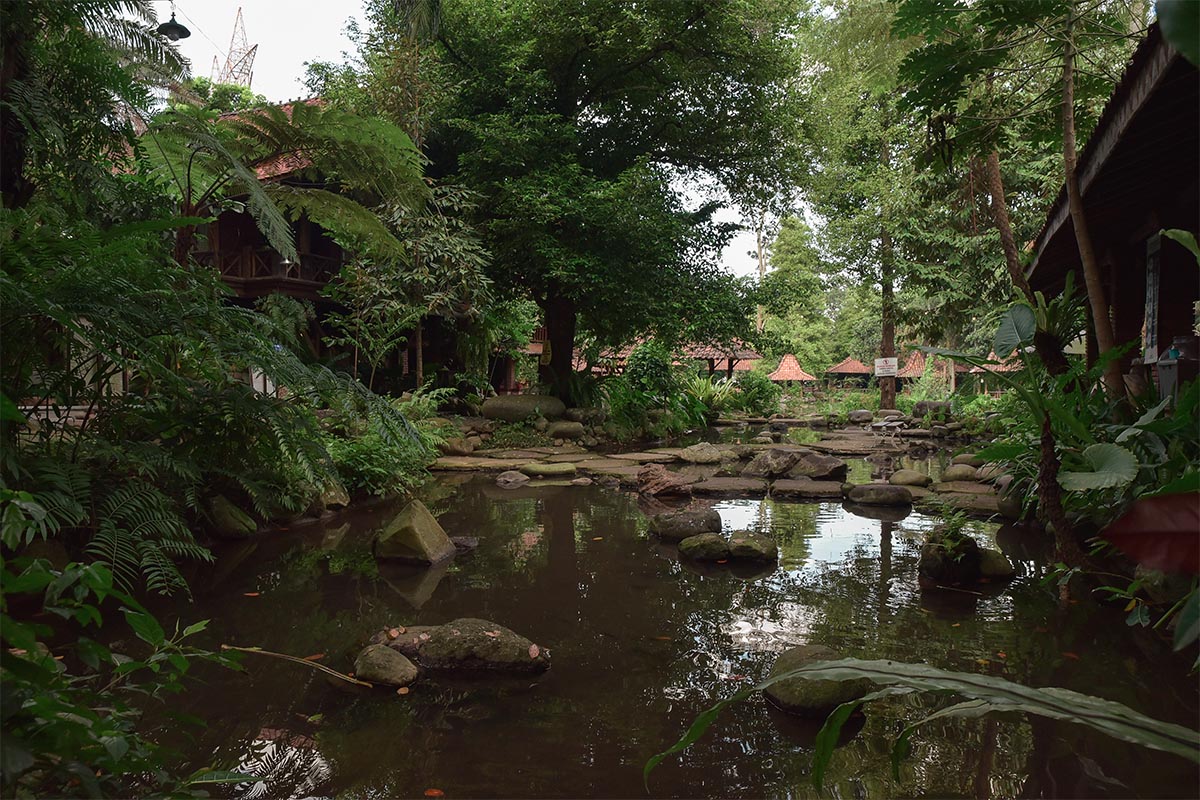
826,356,871,375
731,358,759,372
768,354,816,382
969,352,1024,374
896,350,925,379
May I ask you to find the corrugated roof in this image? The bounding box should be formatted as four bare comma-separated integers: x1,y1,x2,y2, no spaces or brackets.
826,356,871,375
768,354,816,382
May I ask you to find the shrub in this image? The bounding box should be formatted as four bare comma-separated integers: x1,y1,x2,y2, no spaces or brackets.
625,341,675,399
324,428,435,497
734,371,782,416
486,421,554,450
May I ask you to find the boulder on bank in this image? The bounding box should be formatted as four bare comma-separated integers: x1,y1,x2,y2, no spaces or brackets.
678,533,732,561
979,548,1016,579
742,449,799,478
439,437,475,456
729,532,778,562
847,409,873,424
889,469,931,488
206,495,257,539
787,451,848,481
354,644,418,687
638,463,693,496
482,395,566,423
496,470,530,489
951,453,986,467
678,443,725,464
846,484,913,506
547,420,585,440
383,618,551,674
941,464,980,482
374,500,457,564
763,645,872,717
649,508,722,542
320,481,351,510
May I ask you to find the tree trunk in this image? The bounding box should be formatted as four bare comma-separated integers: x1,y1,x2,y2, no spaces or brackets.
755,215,768,333
880,224,897,411
985,149,1035,304
414,320,424,386
1062,9,1126,401
1038,413,1084,568
537,290,577,401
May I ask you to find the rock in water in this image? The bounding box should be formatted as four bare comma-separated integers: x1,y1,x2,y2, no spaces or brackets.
496,470,530,489
918,534,982,589
403,618,551,674
889,469,931,487
763,645,871,717
649,508,722,542
787,451,848,481
678,443,724,464
354,644,419,687
637,463,693,496
206,495,257,539
519,462,577,477
374,500,457,564
728,532,778,561
846,484,913,506
320,480,351,510
941,464,980,482
742,449,799,478
482,395,566,422
678,533,732,561
978,548,1015,579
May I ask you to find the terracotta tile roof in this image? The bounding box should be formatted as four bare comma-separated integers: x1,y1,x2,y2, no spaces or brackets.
969,352,1023,374
826,356,871,375
731,358,759,372
768,354,816,382
219,99,324,181
896,350,925,379
682,340,762,361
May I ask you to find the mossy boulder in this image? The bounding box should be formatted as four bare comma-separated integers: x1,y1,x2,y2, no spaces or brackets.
678,443,725,464
787,451,848,481
354,644,418,687
205,495,256,539
941,464,980,482
918,533,982,589
403,618,550,674
742,449,799,478
889,469,932,488
678,533,732,561
979,548,1016,579
374,500,457,564
520,462,577,477
728,532,778,562
763,645,872,717
547,420,585,440
846,484,913,506
482,395,566,423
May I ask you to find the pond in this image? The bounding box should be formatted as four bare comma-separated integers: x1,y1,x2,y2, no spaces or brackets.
163,478,1199,799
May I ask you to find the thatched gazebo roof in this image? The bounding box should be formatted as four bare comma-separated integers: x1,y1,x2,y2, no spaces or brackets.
768,354,816,382
896,351,926,379
826,356,871,375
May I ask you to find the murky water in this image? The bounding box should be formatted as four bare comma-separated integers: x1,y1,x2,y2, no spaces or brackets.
163,478,1199,799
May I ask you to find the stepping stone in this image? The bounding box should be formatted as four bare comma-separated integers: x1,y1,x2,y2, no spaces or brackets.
931,481,994,495
691,478,769,497
520,462,577,477
612,452,678,463
544,452,601,463
771,479,843,498
432,456,531,471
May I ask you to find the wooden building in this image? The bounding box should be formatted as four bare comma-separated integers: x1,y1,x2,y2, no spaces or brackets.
767,354,817,385
825,356,871,387
1026,23,1199,392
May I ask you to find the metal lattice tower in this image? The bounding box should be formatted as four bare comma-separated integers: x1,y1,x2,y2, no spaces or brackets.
215,7,257,88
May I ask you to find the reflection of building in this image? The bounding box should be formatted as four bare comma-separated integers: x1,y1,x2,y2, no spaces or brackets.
1026,23,1199,391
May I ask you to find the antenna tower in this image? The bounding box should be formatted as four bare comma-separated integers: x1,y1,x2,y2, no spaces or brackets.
216,7,257,88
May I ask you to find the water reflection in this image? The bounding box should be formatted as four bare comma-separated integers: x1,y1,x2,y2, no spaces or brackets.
162,479,1198,800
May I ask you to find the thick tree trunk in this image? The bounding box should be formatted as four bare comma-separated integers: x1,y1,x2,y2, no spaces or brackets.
1038,413,1084,568
537,291,577,401
1062,10,1126,401
879,225,897,411
985,149,1035,304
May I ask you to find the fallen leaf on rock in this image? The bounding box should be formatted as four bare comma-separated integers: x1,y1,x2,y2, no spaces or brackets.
529,644,540,659
397,687,410,695
484,631,498,638
388,628,400,639
243,592,260,597
951,623,961,627
716,559,729,564
976,658,990,666
424,790,444,798
419,633,430,641
302,653,325,661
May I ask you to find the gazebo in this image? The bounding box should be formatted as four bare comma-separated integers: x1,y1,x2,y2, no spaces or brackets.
896,350,925,383
969,351,1023,393
826,356,871,387
768,354,817,384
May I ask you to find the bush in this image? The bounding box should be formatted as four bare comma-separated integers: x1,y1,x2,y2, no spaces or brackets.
486,421,554,450
625,341,675,399
325,428,435,497
734,371,782,416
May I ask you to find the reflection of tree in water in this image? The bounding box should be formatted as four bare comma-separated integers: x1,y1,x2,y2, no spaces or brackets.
232,729,332,800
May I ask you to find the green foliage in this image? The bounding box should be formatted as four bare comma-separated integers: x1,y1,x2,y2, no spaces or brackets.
0,558,245,798
172,76,266,113
733,371,782,416
624,342,676,400
324,430,432,497
680,374,737,416
485,421,554,451
647,658,1200,792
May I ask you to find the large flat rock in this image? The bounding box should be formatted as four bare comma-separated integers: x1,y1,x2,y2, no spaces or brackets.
432,456,531,471
922,492,1001,516
931,481,995,495
611,452,679,463
771,479,844,498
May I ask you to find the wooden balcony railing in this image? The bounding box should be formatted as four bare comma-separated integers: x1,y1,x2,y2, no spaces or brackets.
194,248,341,298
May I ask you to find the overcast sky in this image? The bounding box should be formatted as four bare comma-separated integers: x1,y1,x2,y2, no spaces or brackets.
154,0,761,278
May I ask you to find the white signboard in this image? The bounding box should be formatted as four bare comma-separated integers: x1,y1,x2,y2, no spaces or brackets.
874,357,898,377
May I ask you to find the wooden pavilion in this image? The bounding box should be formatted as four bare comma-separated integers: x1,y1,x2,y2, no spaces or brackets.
825,356,871,387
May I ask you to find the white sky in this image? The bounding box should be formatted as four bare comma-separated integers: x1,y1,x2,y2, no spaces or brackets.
154,0,760,278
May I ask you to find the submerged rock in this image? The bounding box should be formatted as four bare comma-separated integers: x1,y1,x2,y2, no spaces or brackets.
648,508,722,542
771,479,843,499
979,548,1016,579
678,533,732,561
374,500,457,564
763,645,871,717
386,618,550,674
846,484,913,506
495,470,530,489
482,395,566,422
888,469,931,487
354,644,418,687
691,477,769,496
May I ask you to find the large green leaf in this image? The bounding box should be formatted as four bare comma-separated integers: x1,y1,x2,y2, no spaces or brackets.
1059,443,1139,491
992,304,1035,358
1158,3,1200,68
646,658,1200,790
